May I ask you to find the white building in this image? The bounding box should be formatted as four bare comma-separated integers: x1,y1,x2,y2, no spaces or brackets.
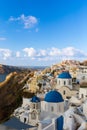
83,100,87,119
77,66,87,83
22,97,31,107
56,71,79,100
69,96,82,106
63,107,87,130
56,71,73,89
41,90,64,115
14,90,64,130
13,88,87,130
79,86,87,100
29,96,41,126
58,86,77,99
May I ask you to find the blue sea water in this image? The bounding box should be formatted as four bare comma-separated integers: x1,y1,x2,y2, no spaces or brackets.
0,74,8,82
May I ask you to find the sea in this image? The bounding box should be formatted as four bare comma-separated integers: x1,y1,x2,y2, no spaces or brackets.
22,66,48,70
0,74,8,83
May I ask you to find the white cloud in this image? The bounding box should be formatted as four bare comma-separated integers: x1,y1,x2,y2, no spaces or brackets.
23,48,47,58
62,47,75,56
9,14,38,29
61,47,86,57
23,47,37,57
22,46,87,61
16,51,20,57
37,49,47,57
0,37,6,41
49,47,61,56
0,48,11,60
9,16,20,21
0,46,87,65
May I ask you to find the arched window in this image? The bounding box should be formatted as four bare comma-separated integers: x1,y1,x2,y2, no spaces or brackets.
45,104,46,110
33,104,35,109
31,112,36,119
69,80,71,85
36,104,38,109
51,106,54,112
24,118,26,123
59,80,60,85
63,90,66,95
64,81,66,85
81,94,84,98
82,76,85,80
59,105,61,112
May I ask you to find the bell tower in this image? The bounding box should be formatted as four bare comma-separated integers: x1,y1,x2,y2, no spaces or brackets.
29,96,41,126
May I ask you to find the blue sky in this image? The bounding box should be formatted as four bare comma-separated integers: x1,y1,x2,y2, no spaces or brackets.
0,0,87,66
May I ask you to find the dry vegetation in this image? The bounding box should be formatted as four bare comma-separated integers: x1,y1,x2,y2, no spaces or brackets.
0,70,34,123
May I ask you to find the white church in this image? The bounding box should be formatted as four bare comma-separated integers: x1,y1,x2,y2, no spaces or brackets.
56,71,72,89
56,71,77,99
13,70,87,130
14,90,64,130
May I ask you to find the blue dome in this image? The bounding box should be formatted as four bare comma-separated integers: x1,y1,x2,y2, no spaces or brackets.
31,96,40,103
44,90,64,103
58,71,72,79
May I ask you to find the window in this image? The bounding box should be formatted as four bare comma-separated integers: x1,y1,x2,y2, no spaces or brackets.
59,80,60,85
51,106,54,112
24,118,26,123
63,90,66,95
64,81,66,85
31,112,36,119
33,104,35,109
82,76,85,80
72,78,76,83
36,104,38,109
45,104,46,110
58,105,61,112
69,80,71,85
81,94,84,98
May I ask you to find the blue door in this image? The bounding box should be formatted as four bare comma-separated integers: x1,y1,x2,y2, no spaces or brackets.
56,116,63,130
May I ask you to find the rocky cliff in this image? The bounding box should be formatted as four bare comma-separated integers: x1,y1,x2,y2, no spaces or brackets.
0,70,34,123
0,64,25,74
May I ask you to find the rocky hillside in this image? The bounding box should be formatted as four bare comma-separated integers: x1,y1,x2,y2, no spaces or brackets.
0,64,26,74
0,70,34,123
59,60,87,67
42,60,87,75
27,60,87,92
